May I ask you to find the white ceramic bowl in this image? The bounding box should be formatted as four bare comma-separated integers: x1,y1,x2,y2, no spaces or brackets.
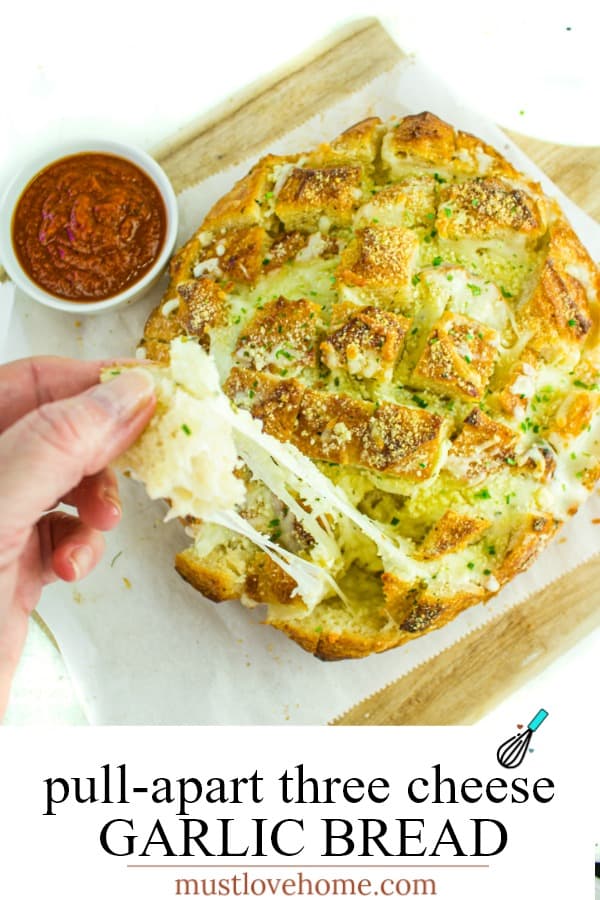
0,139,178,315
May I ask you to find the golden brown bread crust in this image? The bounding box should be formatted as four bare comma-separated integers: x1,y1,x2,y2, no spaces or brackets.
141,111,600,660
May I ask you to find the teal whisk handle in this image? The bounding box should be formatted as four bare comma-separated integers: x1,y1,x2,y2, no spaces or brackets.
528,708,548,732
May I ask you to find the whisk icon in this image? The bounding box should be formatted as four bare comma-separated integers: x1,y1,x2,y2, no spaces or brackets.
496,708,548,769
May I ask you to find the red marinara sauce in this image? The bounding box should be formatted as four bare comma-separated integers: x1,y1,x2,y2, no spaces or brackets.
12,152,167,301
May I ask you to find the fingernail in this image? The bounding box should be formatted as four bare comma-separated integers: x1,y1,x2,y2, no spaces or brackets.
69,545,94,580
103,489,122,519
92,369,155,420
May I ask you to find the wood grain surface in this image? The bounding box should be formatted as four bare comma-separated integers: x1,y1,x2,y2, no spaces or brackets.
8,18,600,724
153,19,401,191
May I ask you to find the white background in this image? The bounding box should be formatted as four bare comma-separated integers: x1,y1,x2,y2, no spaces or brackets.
0,0,598,737
0,724,594,897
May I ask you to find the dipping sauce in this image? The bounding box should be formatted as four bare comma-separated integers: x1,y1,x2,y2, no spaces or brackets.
12,152,167,301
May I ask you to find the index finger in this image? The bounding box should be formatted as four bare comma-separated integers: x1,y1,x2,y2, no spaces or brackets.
0,356,132,432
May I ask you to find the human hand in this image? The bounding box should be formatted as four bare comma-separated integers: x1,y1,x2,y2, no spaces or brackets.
0,356,156,720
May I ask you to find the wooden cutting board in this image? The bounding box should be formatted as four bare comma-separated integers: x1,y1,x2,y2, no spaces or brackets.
9,18,600,724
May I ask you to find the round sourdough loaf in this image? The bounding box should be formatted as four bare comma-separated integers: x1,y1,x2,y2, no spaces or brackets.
139,112,600,659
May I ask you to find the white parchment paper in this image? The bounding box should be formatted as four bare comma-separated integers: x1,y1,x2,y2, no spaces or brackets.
2,57,599,724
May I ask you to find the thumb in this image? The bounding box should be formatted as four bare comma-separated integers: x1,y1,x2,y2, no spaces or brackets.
0,369,155,558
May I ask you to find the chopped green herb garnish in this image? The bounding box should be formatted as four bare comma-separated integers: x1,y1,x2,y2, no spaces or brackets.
412,395,429,409
475,488,491,499
181,424,192,436
262,258,271,266
269,519,280,528
567,319,577,327
500,286,513,299
467,283,482,296
444,207,452,217
434,172,446,184
471,198,480,208
412,274,421,286
467,561,475,570
432,256,443,267
390,517,400,526
505,457,517,466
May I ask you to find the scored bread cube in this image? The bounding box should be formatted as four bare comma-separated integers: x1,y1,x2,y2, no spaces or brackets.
193,225,267,286
275,165,362,231
141,276,228,359
381,112,517,179
517,216,597,358
223,367,305,443
360,402,443,479
327,117,383,165
178,277,229,340
305,117,384,168
494,514,558,584
234,297,321,375
381,112,457,175
261,231,309,272
337,225,419,302
413,311,499,401
436,177,546,243
202,157,277,231
444,407,519,482
320,304,411,382
419,509,490,560
293,389,373,465
354,176,437,228
381,574,443,633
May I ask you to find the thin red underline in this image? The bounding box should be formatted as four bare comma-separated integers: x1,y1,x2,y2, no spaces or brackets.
127,864,489,869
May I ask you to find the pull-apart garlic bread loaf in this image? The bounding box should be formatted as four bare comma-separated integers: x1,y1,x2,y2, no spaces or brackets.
138,112,600,660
